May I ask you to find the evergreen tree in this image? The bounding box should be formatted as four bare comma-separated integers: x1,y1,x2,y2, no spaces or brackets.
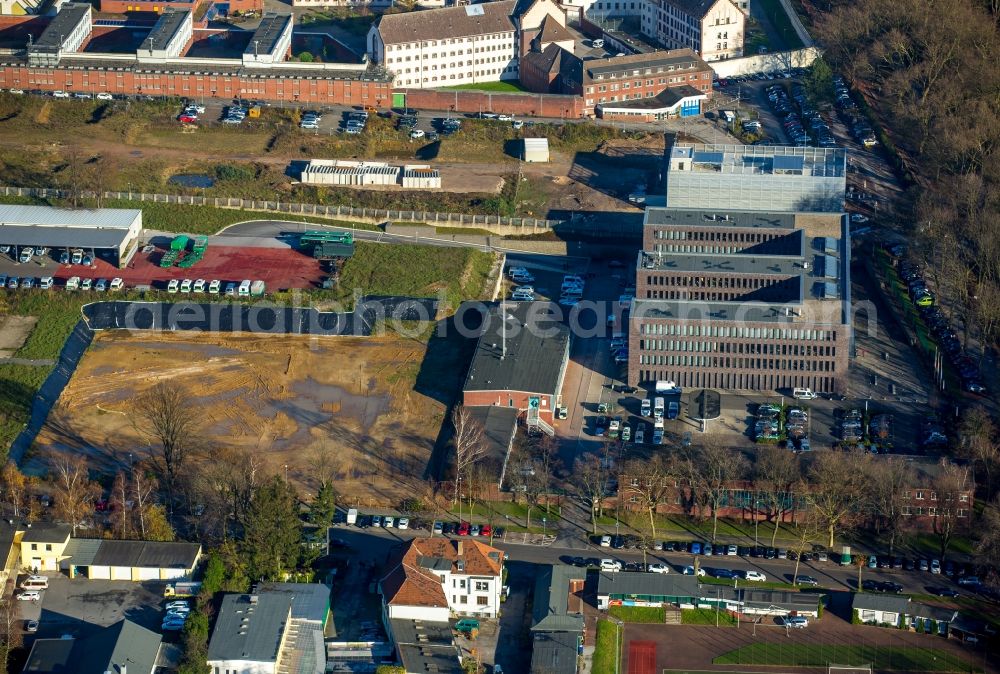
309,482,337,527
241,477,301,581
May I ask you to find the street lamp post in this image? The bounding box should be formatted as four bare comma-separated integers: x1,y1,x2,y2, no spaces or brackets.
542,517,547,537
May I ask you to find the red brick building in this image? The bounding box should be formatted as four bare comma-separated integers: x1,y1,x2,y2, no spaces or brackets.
520,46,713,118
462,301,570,427
0,59,391,105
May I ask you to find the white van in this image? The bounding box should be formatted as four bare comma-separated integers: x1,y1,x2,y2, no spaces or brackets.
653,397,665,418
65,276,80,291
238,280,251,297
793,387,818,400
21,576,49,590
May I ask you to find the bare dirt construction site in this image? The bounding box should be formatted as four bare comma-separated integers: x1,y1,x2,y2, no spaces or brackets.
34,330,455,503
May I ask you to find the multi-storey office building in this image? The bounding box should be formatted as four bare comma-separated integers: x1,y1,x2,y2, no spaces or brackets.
628,207,851,393
665,144,848,212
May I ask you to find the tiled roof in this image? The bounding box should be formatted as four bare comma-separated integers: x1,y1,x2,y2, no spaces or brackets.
381,560,448,608
664,0,733,19
376,1,516,45
535,15,574,45
381,539,503,608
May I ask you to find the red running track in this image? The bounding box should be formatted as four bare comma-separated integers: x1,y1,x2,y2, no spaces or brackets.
51,245,326,291
628,640,657,674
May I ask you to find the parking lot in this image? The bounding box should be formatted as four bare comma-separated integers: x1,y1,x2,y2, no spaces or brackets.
15,574,165,639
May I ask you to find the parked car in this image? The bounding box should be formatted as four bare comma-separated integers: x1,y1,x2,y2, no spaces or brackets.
784,616,809,628
744,570,767,582
647,564,670,574
600,559,622,572
795,575,819,586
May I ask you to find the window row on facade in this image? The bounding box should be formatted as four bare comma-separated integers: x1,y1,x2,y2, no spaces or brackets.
902,506,967,517
386,45,513,62
637,340,838,357
642,273,784,289
386,36,511,50
638,323,838,341
637,354,837,372
650,228,782,243
635,369,835,392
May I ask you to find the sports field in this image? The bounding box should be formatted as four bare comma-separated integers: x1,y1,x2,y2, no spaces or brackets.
714,644,976,672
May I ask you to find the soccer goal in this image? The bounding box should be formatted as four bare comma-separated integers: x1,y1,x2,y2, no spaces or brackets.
829,663,873,674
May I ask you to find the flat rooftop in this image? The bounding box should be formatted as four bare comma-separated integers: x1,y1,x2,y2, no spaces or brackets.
644,207,797,230
246,12,291,56
140,9,190,53
640,251,811,276
32,2,90,52
632,297,846,325
671,144,847,178
463,301,570,396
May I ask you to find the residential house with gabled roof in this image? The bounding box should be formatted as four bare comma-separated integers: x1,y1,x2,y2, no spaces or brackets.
19,523,71,573
379,538,505,624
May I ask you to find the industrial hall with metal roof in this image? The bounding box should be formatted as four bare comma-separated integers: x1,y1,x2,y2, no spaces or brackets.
0,204,142,267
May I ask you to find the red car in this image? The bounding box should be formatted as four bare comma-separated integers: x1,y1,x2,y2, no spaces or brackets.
480,524,492,537
457,521,470,536
178,114,197,123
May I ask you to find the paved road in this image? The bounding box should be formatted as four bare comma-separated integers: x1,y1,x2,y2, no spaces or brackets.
325,524,991,602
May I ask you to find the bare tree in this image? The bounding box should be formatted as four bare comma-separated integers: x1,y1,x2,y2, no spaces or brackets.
572,454,612,536
685,441,748,542
806,449,868,548
131,464,158,540
110,471,131,539
622,455,676,539
0,596,22,672
451,405,486,507
752,446,801,546
975,497,1000,569
134,382,200,507
932,459,973,560
868,456,915,556
789,507,824,586
959,406,998,498
51,455,101,536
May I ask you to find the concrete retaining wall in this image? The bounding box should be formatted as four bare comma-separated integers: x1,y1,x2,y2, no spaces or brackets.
709,47,821,78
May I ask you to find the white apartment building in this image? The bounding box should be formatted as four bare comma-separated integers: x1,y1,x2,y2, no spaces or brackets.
379,539,505,621
571,0,743,61
369,1,519,87
651,0,743,61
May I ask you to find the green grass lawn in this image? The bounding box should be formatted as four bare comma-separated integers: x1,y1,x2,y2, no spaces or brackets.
608,605,665,624
442,81,528,93
681,608,738,626
448,501,561,532
714,644,977,672
336,241,494,310
592,619,621,674
0,363,49,457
